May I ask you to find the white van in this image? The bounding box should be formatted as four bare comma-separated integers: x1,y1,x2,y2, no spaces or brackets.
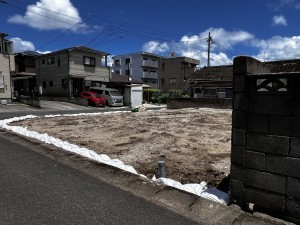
89,87,123,106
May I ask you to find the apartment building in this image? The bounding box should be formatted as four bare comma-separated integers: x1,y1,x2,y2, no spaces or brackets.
160,57,199,92
0,33,15,103
112,52,160,89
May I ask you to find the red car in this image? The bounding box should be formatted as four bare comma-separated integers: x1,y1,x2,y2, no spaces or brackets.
80,91,106,107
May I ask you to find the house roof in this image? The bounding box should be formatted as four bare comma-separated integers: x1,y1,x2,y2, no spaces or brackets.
110,73,144,84
36,45,110,57
16,51,41,57
188,65,233,81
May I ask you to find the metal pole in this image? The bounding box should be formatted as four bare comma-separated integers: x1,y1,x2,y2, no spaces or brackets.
158,161,166,178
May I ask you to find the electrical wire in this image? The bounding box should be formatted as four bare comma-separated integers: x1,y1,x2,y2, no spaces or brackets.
36,15,91,50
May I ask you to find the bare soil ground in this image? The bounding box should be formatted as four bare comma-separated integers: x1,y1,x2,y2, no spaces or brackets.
13,108,232,187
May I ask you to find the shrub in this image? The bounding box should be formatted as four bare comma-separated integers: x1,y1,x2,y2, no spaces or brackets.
152,89,190,103
143,88,159,103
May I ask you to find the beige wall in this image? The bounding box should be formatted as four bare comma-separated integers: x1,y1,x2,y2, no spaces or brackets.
69,50,110,82
0,54,14,101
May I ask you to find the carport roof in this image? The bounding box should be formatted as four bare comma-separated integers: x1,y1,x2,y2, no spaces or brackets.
110,73,144,84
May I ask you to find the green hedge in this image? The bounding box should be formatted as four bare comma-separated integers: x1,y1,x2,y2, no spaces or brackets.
143,89,190,104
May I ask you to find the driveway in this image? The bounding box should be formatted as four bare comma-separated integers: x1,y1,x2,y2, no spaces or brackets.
0,100,131,120
0,100,92,112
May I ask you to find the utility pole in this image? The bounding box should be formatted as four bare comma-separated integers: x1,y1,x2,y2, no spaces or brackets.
207,32,212,67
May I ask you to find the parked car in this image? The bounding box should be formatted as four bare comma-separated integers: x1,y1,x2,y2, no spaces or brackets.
88,87,124,106
80,91,106,107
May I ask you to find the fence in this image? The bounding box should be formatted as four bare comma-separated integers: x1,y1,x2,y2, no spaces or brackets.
230,56,300,224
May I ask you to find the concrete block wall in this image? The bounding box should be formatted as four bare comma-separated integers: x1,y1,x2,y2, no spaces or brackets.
167,97,232,109
230,56,300,224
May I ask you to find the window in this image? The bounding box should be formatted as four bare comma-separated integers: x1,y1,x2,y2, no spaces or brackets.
42,59,46,64
47,57,55,65
83,56,96,66
115,70,120,75
161,78,165,84
4,41,12,53
125,69,130,75
114,59,121,66
143,57,148,60
195,88,201,93
125,58,130,64
49,81,53,87
0,72,4,89
57,57,60,67
204,88,217,97
62,79,68,88
161,63,165,71
169,78,176,85
43,82,46,88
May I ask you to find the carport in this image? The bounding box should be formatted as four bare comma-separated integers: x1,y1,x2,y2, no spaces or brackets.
108,73,144,107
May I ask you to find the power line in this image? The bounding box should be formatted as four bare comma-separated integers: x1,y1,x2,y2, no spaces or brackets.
8,1,184,44
212,40,237,58
37,15,91,50
13,0,82,22
85,27,109,47
4,0,224,63
6,2,80,26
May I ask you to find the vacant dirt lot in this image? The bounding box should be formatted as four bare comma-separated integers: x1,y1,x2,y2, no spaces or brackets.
13,108,232,187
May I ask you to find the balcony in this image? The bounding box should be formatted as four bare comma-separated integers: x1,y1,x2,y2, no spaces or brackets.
143,71,158,79
142,59,158,68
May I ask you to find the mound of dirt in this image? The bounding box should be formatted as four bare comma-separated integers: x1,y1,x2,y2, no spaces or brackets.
13,108,232,187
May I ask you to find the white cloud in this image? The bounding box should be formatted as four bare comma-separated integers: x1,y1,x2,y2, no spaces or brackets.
142,28,253,66
10,37,36,53
142,41,169,53
106,55,114,67
272,15,287,26
268,0,299,10
254,36,300,61
143,27,300,66
37,50,52,54
7,0,88,33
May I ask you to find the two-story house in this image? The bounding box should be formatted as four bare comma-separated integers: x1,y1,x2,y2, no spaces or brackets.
160,57,199,93
0,33,15,103
112,52,160,89
13,51,40,98
35,46,111,97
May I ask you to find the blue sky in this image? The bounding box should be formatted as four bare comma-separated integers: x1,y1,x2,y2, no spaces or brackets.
1,0,300,67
